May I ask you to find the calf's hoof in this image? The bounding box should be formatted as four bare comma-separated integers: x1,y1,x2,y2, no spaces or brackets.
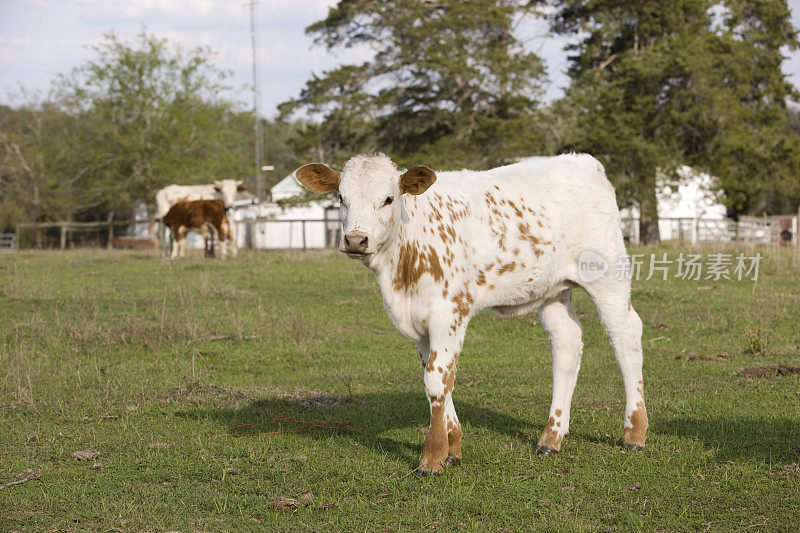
535,445,559,456
623,443,644,452
413,466,443,477
444,456,461,467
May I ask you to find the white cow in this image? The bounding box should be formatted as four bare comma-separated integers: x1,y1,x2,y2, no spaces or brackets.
296,153,647,475
154,179,244,255
155,179,244,220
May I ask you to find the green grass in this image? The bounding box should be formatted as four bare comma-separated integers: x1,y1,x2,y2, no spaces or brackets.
1,247,799,532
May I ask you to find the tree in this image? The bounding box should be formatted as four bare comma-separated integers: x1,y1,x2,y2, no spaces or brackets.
54,30,254,219
0,101,86,229
552,0,800,243
684,0,800,217
280,0,548,170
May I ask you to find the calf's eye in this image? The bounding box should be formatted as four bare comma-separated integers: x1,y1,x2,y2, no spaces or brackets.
383,196,394,206
338,194,344,204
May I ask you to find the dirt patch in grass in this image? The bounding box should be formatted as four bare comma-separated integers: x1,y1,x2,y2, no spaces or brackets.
737,365,800,378
282,389,349,410
156,383,253,408
0,469,42,490
72,450,100,461
267,492,314,511
676,352,730,362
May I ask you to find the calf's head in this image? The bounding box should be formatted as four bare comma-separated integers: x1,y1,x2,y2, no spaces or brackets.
295,154,436,256
214,179,245,208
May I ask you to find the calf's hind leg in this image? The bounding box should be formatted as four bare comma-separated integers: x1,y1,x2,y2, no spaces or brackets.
169,228,182,259
587,282,648,451
536,290,583,455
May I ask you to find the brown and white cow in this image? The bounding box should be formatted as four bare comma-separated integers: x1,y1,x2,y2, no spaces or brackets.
159,199,236,259
296,153,647,475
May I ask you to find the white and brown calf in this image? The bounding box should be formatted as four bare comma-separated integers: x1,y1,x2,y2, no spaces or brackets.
296,153,647,475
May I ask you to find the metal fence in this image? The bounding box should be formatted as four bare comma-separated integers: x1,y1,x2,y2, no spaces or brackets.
9,213,797,252
622,215,798,247
0,233,16,252
231,218,341,250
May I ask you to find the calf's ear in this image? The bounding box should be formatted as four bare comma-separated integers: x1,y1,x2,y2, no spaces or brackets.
400,165,436,195
295,163,341,193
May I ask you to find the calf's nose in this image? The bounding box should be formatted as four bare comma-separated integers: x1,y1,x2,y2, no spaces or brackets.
343,231,369,254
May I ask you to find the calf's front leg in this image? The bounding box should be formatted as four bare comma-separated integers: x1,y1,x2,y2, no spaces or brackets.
415,327,465,475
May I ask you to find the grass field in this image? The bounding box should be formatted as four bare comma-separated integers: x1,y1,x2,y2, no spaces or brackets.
1,247,799,531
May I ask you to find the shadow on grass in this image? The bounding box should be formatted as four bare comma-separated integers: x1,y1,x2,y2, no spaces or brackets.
570,418,800,464
179,391,534,467
178,391,800,467
655,417,800,464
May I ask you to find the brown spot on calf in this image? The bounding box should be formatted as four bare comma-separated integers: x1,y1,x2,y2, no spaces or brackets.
447,420,463,459
419,397,448,473
425,350,439,373
451,290,473,325
538,417,563,450
393,242,444,292
498,262,517,274
622,401,648,448
517,222,544,257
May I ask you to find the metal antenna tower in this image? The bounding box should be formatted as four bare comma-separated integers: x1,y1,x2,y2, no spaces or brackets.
249,0,264,201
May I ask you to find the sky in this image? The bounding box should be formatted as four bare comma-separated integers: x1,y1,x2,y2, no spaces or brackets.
2,0,800,119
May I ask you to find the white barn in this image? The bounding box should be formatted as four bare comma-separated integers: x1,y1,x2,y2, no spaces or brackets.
230,172,340,250
619,166,728,244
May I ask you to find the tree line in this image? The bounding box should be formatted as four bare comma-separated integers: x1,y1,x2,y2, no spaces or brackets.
2,1,800,244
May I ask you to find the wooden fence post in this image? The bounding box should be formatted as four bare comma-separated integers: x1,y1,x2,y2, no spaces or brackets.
248,220,255,250
795,206,800,268
60,223,67,250
106,213,114,250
